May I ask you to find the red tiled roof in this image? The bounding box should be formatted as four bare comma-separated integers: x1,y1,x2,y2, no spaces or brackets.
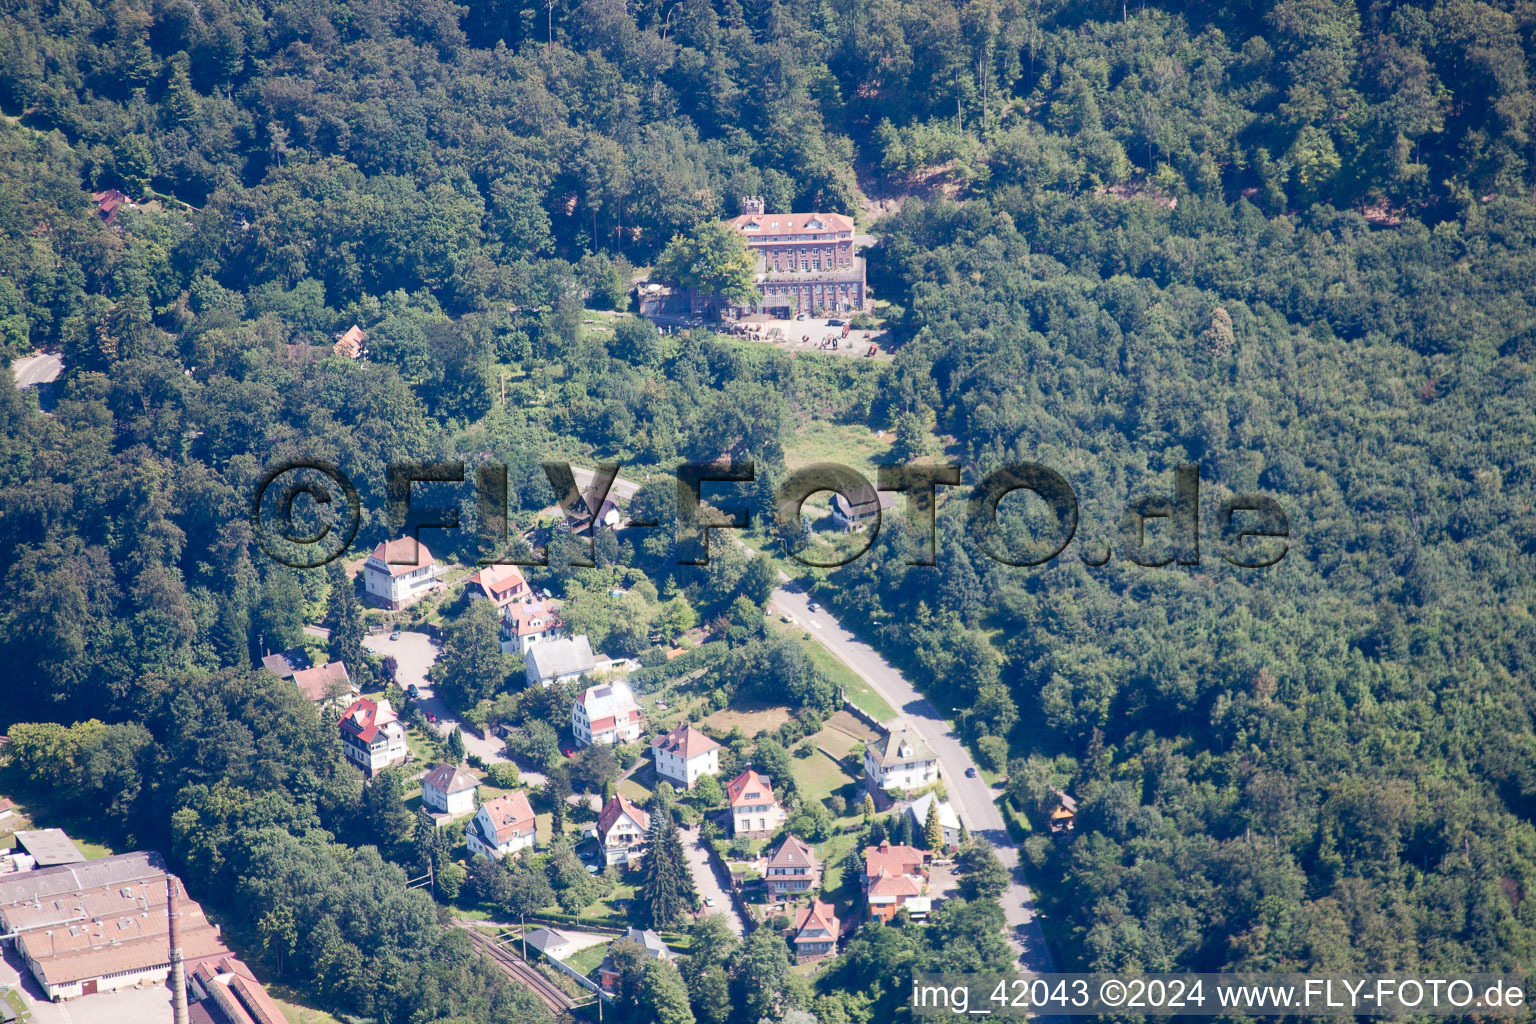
794,899,839,941
506,598,559,636
334,324,365,359
597,795,650,839
291,661,352,702
726,769,776,808
369,538,433,574
469,564,528,606
864,841,924,880
767,834,816,871
651,723,720,760
339,697,396,743
478,792,536,845
867,870,924,899
727,211,856,236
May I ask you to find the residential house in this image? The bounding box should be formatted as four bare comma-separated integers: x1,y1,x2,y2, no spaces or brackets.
468,563,530,613
338,697,408,776
864,723,940,794
291,661,357,705
565,494,622,535
505,598,564,655
863,840,928,922
421,764,479,818
362,538,439,609
522,927,575,960
726,769,786,838
258,648,309,679
599,928,671,991
791,899,840,960
572,679,643,747
830,489,896,532
466,791,537,859
903,792,962,851
526,634,595,686
334,324,365,359
594,794,650,867
1048,790,1078,833
90,189,135,225
650,723,721,790
765,834,817,896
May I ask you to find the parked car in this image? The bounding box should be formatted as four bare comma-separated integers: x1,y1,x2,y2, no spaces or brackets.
704,895,716,907
389,630,400,641
806,601,819,612
796,312,807,320
562,747,576,758
965,766,979,778
826,318,844,326
407,684,420,700
426,712,438,723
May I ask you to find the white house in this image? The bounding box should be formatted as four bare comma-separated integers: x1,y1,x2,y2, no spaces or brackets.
651,723,721,790
830,489,896,532
526,634,596,686
594,794,650,867
466,791,537,859
864,722,940,794
903,792,963,850
421,763,479,817
572,680,643,747
338,698,408,776
362,538,440,609
505,597,564,655
726,769,786,837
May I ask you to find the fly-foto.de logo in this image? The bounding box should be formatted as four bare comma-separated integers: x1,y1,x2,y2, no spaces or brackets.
250,458,1289,571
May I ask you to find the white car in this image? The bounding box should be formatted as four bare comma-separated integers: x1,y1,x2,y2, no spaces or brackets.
704,896,716,907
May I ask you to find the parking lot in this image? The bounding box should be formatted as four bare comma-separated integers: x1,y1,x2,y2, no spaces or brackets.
728,315,885,358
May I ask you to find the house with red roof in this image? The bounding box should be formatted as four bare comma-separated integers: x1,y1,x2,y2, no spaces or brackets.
791,899,840,960
362,538,440,609
333,324,365,359
291,661,357,706
466,791,537,859
504,597,564,655
765,834,817,896
726,769,786,838
863,840,929,922
650,723,721,790
572,679,643,747
594,794,650,867
467,563,530,613
338,697,408,776
718,197,865,317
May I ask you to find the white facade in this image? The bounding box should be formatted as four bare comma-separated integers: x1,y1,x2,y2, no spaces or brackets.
466,795,537,859
339,698,408,776
421,765,479,817
864,725,940,794
572,680,643,747
362,539,439,609
651,724,721,790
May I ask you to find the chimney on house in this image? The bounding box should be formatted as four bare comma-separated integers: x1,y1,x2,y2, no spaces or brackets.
167,876,189,1024
740,195,765,216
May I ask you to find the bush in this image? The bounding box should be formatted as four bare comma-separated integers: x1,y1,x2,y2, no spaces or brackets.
975,735,1009,773
486,762,521,789
829,795,847,816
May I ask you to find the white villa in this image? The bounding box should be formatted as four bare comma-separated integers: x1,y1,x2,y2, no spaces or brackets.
594,794,651,867
338,697,408,776
526,634,596,686
362,538,440,609
864,722,940,794
466,791,537,859
421,763,479,818
572,679,643,747
650,723,721,790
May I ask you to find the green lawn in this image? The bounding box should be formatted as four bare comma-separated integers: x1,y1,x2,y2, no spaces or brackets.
2,987,28,1020
767,617,895,722
563,941,611,977
266,983,346,1024
783,419,894,479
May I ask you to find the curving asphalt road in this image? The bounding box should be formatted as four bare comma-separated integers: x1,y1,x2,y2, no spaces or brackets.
768,582,1058,975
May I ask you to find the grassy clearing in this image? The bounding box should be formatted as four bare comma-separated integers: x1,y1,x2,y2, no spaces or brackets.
700,703,792,737
783,420,894,479
766,617,895,722
563,941,611,977
267,984,346,1024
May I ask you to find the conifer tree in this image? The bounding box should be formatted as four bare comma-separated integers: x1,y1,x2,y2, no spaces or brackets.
924,801,945,851
639,816,697,928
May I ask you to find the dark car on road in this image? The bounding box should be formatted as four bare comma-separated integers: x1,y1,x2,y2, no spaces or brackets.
966,766,979,778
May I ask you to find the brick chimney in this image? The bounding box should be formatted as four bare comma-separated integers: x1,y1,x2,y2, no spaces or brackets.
167,876,188,1024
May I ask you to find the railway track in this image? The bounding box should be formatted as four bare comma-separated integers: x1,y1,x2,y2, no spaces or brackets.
460,923,580,1013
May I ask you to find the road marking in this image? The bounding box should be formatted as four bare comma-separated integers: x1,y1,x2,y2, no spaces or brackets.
811,621,823,629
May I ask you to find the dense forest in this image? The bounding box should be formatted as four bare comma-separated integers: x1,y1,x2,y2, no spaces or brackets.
3,0,1536,1021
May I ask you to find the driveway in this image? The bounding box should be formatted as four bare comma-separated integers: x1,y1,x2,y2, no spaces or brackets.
364,630,509,764
768,583,1057,974
680,826,744,936
11,352,62,389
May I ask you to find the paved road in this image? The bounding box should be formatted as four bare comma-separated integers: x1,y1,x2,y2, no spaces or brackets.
680,826,745,936
570,465,643,502
364,630,510,765
12,352,62,389
768,583,1057,975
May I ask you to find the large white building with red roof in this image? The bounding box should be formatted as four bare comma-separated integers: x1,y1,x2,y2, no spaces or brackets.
572,679,643,747
726,768,786,837
650,722,721,790
338,697,408,775
467,791,537,859
362,537,440,609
